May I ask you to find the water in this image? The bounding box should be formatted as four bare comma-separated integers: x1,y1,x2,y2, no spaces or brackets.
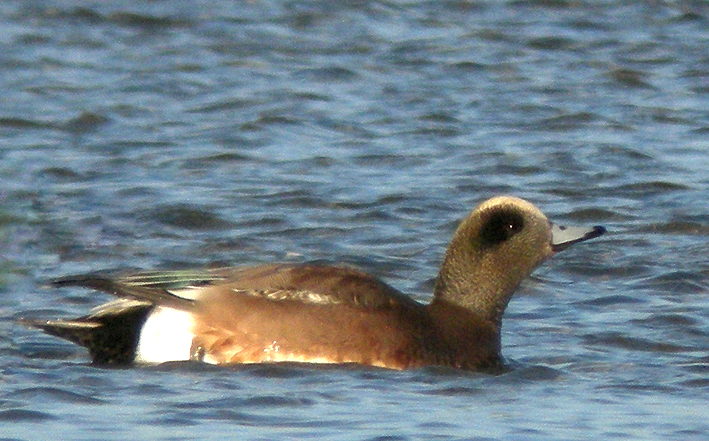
1,0,708,439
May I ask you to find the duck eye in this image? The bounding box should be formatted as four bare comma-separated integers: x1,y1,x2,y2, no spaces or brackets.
480,210,525,247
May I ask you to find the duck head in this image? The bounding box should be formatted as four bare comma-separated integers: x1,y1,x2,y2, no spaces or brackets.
433,196,605,329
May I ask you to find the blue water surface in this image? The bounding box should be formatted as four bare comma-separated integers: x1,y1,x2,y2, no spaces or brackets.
1,1,708,440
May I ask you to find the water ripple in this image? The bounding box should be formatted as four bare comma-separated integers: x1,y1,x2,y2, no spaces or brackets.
2,0,709,439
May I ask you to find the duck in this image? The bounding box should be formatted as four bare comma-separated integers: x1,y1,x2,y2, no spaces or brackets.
25,196,605,371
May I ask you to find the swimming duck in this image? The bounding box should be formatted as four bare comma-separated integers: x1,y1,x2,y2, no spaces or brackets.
26,196,605,371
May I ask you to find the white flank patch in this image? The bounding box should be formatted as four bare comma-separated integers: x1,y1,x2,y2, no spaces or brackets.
135,306,194,364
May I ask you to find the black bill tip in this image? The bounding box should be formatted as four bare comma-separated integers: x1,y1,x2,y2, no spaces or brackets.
551,224,606,252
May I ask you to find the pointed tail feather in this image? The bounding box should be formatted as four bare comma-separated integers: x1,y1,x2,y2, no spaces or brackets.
50,275,194,309
22,302,153,366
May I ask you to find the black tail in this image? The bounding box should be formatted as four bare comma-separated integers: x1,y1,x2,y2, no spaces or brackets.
24,302,153,366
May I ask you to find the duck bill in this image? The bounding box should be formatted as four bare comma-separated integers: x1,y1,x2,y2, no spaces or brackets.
550,223,606,252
